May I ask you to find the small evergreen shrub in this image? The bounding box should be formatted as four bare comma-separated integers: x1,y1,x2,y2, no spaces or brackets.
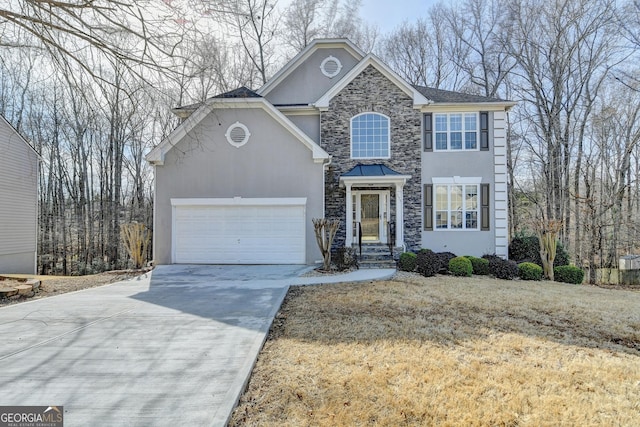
518,262,543,281
449,256,473,277
436,252,457,273
483,254,518,280
466,256,490,275
509,233,570,267
398,252,417,272
554,265,584,284
334,247,359,271
416,249,439,277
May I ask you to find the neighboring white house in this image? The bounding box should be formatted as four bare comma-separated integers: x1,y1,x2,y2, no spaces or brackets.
0,115,39,274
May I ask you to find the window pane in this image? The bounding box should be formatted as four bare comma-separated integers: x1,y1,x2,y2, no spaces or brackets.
435,114,447,132
465,185,478,209
435,186,448,209
436,211,448,229
450,114,462,131
466,211,478,229
465,114,477,131
465,132,477,149
450,132,462,149
435,133,447,150
451,211,462,229
351,113,389,158
450,186,462,210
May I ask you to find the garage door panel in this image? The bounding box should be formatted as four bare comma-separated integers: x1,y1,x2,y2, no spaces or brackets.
172,201,305,264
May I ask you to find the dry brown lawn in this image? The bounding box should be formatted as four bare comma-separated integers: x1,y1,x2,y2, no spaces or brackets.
229,274,640,426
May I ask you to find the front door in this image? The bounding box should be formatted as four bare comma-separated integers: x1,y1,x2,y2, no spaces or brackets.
354,191,390,243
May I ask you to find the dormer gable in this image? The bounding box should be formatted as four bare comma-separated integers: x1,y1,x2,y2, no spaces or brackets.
258,39,365,107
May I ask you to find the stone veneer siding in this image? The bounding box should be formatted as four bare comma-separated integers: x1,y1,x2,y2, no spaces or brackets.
321,65,422,250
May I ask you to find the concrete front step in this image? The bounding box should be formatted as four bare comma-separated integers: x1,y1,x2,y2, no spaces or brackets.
353,244,397,269
359,260,397,269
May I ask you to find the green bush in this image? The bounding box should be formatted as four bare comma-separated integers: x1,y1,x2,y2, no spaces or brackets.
554,265,584,284
416,249,439,277
483,254,518,280
449,256,473,277
398,252,417,272
509,233,570,268
518,262,543,281
466,256,490,275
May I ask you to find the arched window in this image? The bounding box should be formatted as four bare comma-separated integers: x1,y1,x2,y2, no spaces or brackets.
350,113,390,159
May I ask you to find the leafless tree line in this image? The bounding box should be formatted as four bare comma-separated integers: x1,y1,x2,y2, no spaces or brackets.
1,0,639,279
380,0,640,281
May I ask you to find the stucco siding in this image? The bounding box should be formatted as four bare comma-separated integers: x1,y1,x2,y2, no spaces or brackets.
265,48,360,106
421,111,508,257
285,114,320,143
153,107,324,264
0,119,38,274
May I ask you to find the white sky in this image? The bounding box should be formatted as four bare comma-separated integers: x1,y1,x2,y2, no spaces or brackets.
359,0,440,34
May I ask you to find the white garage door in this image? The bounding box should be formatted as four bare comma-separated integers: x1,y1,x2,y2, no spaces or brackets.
171,198,306,264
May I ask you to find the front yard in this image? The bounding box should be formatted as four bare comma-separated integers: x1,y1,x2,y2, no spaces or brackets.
230,274,640,426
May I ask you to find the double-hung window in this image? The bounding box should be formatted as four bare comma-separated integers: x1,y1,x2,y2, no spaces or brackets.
434,183,479,230
434,113,478,151
351,112,390,159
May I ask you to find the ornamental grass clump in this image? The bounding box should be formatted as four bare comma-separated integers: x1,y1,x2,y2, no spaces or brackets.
449,256,473,277
554,265,585,284
398,252,417,272
518,262,543,281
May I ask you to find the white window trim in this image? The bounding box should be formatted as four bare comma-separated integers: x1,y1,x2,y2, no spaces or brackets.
433,112,480,152
431,177,482,231
350,112,391,160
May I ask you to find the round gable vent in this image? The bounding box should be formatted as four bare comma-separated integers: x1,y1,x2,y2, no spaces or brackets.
225,122,251,148
320,55,342,78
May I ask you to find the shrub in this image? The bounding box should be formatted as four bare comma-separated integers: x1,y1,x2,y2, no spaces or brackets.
416,249,439,277
449,256,473,277
554,265,584,284
398,252,417,272
333,247,358,271
466,256,490,275
483,254,518,280
436,252,457,273
518,262,543,281
509,233,570,268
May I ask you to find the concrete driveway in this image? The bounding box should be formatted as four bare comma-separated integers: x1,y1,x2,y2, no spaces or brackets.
0,264,308,426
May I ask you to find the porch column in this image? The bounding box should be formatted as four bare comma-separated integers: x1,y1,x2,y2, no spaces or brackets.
345,183,353,246
395,182,404,248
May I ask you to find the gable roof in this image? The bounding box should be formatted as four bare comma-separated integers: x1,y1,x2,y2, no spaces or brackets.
257,39,366,97
171,87,262,119
314,53,432,110
146,96,329,165
414,85,516,107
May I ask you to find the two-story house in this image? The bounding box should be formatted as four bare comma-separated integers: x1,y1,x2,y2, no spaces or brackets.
146,39,514,265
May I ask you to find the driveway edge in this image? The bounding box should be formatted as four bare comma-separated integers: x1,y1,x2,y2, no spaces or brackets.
212,283,291,427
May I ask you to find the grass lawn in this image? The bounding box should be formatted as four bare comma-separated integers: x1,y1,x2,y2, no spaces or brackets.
229,274,640,426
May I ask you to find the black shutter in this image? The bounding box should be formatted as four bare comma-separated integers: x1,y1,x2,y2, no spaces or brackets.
480,111,489,151
481,183,490,231
424,184,433,231
424,113,433,152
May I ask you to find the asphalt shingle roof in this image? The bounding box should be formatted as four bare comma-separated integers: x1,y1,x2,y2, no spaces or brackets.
413,85,506,103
